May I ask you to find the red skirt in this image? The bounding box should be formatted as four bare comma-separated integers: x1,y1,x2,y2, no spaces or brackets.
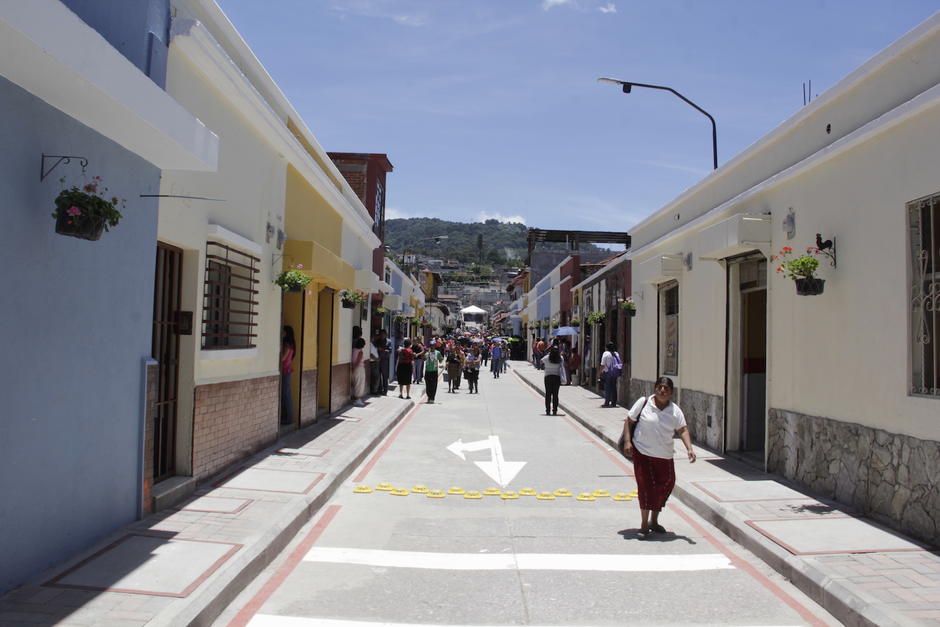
632,448,676,512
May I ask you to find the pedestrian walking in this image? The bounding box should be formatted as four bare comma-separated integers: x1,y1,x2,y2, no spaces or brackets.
490,341,502,378
447,347,463,393
481,343,490,368
368,331,381,394
599,342,622,407
350,337,367,407
464,346,481,394
374,329,391,395
280,325,296,425
424,341,443,403
620,376,696,539
396,338,415,399
541,345,563,415
412,340,425,384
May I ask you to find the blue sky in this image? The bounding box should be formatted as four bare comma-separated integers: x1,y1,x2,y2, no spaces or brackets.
217,0,937,232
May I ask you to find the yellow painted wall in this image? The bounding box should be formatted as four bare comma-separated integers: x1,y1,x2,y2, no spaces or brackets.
285,164,342,257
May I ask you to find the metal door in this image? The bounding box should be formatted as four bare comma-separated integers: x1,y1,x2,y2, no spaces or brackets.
152,243,182,481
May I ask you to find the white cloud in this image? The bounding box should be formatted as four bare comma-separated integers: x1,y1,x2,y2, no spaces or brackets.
641,160,710,177
385,207,411,220
542,0,573,10
598,3,617,14
330,1,429,26
478,211,527,225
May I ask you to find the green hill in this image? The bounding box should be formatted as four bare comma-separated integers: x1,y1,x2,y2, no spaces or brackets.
384,218,601,265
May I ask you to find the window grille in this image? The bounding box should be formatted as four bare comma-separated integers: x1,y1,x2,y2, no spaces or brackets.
202,241,260,349
909,193,940,396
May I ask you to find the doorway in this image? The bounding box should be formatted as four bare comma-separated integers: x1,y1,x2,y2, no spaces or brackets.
281,291,304,427
317,287,335,414
152,243,182,482
725,256,767,464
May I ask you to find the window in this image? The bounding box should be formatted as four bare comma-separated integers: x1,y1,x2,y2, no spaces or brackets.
909,193,940,396
202,242,260,349
660,282,679,376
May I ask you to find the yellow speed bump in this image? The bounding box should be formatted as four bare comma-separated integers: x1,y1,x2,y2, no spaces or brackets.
464,491,483,499
427,490,446,498
612,493,633,501
390,488,409,496
553,488,572,497
482,487,502,496
412,485,430,494
577,492,597,501
353,485,373,494
501,491,519,500
447,487,466,495
519,488,537,496
537,492,556,500
375,482,394,491
593,489,611,498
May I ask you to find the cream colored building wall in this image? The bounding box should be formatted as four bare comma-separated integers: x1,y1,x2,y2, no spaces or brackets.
160,46,284,389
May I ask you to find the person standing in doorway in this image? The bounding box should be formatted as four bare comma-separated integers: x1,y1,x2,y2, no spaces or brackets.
375,329,391,395
424,340,443,403
280,325,296,425
621,376,696,538
350,337,367,407
369,330,381,394
600,341,622,407
541,345,563,415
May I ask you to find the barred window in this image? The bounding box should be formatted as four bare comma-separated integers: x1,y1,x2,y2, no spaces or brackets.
202,242,260,349
910,194,940,396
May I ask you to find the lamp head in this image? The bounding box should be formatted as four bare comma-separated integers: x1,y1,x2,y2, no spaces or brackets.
622,83,632,94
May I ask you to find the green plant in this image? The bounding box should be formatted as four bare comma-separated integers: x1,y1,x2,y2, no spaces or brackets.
339,289,367,305
618,298,636,311
586,311,606,325
570,318,581,327
52,175,125,231
551,321,559,328
770,246,823,280
393,313,406,322
374,306,389,315
275,265,312,291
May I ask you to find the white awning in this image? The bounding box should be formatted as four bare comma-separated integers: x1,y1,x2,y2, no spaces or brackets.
0,0,218,171
698,213,772,261
460,305,486,314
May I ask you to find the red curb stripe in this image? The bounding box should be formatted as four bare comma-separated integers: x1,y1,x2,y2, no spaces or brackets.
352,399,424,483
670,503,828,627
228,504,342,627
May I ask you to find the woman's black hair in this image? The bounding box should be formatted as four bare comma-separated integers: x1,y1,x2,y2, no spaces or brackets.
548,346,561,363
654,376,674,391
354,337,366,349
606,341,616,351
282,325,296,351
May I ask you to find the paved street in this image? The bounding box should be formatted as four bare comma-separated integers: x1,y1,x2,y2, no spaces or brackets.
216,370,836,626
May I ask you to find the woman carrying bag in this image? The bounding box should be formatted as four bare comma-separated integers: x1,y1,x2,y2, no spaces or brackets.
620,376,696,539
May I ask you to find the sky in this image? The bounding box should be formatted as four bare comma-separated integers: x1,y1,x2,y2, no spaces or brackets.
217,0,938,233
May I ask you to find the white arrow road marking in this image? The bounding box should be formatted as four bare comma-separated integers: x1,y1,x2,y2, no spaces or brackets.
445,435,525,487
302,547,734,572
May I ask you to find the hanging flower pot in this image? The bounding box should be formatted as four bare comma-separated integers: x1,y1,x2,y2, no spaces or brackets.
275,266,312,293
795,277,825,295
55,213,106,241
51,175,124,241
339,289,367,309
341,299,356,309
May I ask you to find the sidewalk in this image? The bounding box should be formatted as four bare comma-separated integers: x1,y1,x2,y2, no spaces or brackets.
511,360,940,627
0,391,417,627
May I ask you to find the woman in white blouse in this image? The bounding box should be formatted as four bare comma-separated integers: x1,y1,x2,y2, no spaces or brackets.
620,376,696,538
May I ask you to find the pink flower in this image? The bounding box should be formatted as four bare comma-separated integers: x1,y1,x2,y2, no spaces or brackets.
66,205,82,217
295,264,304,269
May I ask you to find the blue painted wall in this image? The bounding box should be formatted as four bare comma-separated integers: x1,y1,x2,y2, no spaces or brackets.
0,0,169,593
61,0,171,87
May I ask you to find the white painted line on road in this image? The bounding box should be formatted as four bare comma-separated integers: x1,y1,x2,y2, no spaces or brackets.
303,547,733,571
248,616,800,627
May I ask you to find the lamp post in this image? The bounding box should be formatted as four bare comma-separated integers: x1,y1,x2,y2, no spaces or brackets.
598,77,718,170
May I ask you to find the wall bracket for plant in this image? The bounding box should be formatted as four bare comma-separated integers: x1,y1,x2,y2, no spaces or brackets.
41,154,88,181
816,233,836,269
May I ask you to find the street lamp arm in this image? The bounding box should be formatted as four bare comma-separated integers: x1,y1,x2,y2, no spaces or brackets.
597,77,718,170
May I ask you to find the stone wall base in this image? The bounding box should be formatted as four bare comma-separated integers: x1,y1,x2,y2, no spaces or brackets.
192,376,279,481
769,408,940,545
142,362,158,515
300,369,318,427
331,362,350,413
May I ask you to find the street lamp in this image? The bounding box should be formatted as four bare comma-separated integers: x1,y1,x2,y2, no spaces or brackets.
598,77,718,170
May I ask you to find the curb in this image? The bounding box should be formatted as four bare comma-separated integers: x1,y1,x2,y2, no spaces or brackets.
150,400,415,627
511,367,900,627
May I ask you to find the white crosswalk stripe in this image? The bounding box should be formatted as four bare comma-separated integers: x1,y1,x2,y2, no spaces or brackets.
303,546,733,571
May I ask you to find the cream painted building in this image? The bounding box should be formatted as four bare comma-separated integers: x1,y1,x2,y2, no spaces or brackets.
150,0,380,505
628,13,940,543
